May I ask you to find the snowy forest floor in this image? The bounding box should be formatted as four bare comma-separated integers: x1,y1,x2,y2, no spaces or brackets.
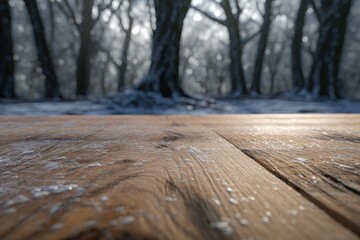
0,90,359,115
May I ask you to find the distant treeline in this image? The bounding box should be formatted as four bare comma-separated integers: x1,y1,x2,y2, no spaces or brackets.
0,0,357,100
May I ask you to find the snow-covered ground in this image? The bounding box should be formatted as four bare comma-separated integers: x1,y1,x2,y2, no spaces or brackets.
0,91,359,115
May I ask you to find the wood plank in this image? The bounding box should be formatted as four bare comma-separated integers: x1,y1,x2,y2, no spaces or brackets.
195,114,360,235
0,116,358,239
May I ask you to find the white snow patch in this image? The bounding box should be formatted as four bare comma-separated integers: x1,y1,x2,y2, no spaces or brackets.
164,196,177,202
210,221,233,236
293,157,307,164
229,197,238,205
3,194,29,207
88,162,102,167
1,91,359,115
111,216,135,225
30,184,84,198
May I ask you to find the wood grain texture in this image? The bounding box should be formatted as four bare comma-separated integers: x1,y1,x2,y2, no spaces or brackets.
196,114,360,235
0,115,359,240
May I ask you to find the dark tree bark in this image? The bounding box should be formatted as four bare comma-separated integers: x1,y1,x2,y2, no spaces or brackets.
76,0,95,96
0,0,16,98
47,0,56,45
250,0,273,95
227,27,247,97
118,0,134,90
308,0,353,98
291,0,308,92
24,0,61,98
221,0,248,97
138,0,191,98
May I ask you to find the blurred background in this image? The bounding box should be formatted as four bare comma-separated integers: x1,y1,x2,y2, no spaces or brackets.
0,0,359,114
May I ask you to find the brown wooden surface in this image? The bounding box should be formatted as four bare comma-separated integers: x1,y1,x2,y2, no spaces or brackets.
0,115,359,240
197,115,360,234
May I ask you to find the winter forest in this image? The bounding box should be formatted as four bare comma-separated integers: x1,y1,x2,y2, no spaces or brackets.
0,0,359,114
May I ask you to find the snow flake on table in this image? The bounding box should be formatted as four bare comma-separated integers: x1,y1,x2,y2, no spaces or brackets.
30,184,84,198
210,221,233,236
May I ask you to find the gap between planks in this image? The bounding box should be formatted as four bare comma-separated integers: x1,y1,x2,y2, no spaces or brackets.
193,114,360,236
214,130,360,236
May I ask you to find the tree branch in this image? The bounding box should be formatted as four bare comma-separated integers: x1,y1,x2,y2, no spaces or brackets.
232,0,242,20
241,30,260,45
91,1,113,29
54,0,80,33
307,0,320,22
191,5,226,26
63,0,80,30
147,0,155,33
96,43,121,68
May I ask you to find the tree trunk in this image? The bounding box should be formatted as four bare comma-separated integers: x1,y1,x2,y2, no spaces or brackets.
101,53,110,96
47,0,55,45
76,0,94,96
227,22,248,97
24,0,61,98
251,0,273,95
138,0,191,98
222,0,248,97
118,3,134,90
192,0,249,97
0,0,16,98
291,0,308,92
308,0,352,98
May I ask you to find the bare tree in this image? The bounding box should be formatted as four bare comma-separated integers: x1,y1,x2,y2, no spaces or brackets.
55,0,111,96
291,0,308,93
193,0,259,97
308,0,353,98
24,0,62,98
138,0,192,98
250,0,273,95
115,0,134,90
266,37,287,94
0,0,15,98
76,0,94,96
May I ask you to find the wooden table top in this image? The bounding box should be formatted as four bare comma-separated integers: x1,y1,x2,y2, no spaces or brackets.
0,115,359,240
